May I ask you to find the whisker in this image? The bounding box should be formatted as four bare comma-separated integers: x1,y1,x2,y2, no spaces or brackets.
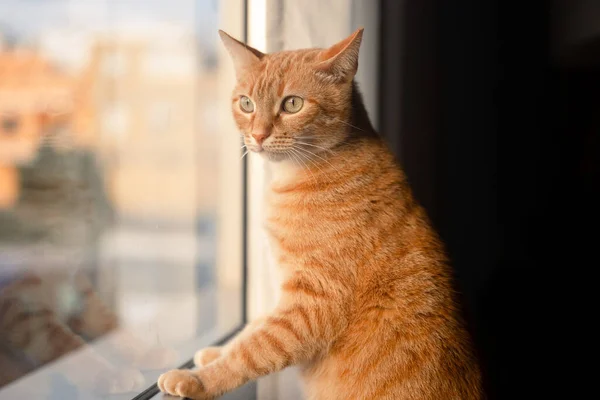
289,148,319,186
291,148,325,175
294,141,335,154
295,135,336,139
292,146,331,179
286,150,304,171
286,150,309,179
330,117,369,133
240,150,249,160
294,146,342,176
294,135,353,148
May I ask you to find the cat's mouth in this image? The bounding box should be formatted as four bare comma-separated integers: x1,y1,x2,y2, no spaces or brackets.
257,147,292,162
246,146,285,161
243,141,262,152
247,143,287,159
262,150,288,162
244,139,296,162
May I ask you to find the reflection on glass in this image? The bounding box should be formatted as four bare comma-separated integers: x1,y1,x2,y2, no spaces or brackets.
0,1,242,398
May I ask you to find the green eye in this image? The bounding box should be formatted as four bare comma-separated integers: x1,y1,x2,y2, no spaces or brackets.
282,96,304,113
240,96,254,113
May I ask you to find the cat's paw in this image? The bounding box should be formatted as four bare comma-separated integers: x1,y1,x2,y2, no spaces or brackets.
133,346,178,370
157,369,213,400
94,367,145,394
193,347,222,367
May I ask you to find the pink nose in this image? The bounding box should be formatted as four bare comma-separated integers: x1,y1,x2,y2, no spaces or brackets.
252,132,270,145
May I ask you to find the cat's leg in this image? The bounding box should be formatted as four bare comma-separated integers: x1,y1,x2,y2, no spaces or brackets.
158,281,347,400
193,316,268,368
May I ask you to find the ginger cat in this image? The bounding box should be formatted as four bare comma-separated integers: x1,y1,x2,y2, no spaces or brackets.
158,28,483,400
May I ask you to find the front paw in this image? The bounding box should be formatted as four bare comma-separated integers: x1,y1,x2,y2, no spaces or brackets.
194,347,222,367
157,369,212,400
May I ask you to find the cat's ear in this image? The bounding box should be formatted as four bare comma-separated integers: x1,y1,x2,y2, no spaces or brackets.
218,30,264,77
317,28,364,81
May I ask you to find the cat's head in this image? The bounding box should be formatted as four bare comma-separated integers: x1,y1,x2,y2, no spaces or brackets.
219,28,364,162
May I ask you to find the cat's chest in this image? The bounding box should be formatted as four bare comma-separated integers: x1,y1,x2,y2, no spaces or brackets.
264,191,326,262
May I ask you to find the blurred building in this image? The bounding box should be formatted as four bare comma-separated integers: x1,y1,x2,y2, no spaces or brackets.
2,22,220,218
38,25,221,333
36,24,220,225
0,48,94,208
0,22,222,335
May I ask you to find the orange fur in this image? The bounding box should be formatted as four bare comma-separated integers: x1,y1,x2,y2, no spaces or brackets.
158,28,483,400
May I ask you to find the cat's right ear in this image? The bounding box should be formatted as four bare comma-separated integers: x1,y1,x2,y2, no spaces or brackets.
218,30,264,77
317,28,364,81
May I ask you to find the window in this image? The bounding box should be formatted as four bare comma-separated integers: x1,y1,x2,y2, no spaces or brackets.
143,47,196,79
147,101,173,135
101,101,129,139
0,1,246,399
101,50,128,78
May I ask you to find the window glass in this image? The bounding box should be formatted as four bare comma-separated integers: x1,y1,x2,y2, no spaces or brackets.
0,1,244,398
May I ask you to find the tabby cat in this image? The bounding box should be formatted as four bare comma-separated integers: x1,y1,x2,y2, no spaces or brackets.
158,28,483,399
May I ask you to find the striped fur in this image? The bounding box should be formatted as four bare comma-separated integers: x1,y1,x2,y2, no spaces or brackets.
158,29,483,399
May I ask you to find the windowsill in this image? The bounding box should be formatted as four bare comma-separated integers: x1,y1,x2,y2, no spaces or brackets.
149,381,257,400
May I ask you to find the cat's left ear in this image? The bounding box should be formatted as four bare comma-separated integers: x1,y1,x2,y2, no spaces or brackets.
317,28,364,81
219,30,265,77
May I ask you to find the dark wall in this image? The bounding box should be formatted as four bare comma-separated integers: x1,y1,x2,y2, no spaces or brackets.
379,1,598,398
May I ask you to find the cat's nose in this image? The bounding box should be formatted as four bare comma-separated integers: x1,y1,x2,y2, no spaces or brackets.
252,132,270,145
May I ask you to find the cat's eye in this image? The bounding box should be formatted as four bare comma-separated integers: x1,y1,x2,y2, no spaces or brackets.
239,96,254,113
282,96,304,113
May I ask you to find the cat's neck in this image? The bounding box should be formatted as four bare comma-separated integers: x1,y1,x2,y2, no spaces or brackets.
269,159,302,186
269,136,383,191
